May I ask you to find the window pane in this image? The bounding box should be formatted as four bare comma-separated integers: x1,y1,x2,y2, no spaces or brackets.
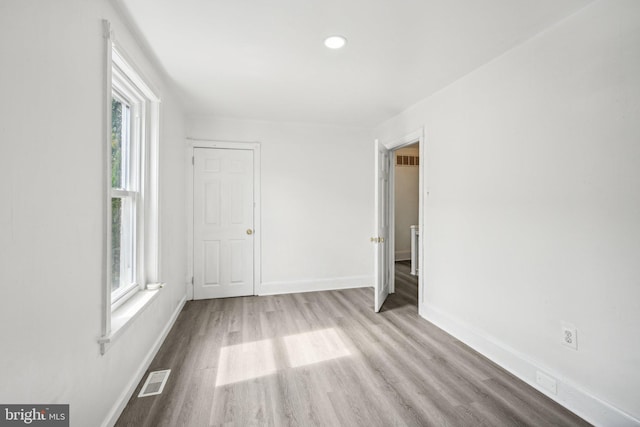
112,98,131,189
112,98,123,189
121,196,134,286
111,197,122,290
112,196,135,293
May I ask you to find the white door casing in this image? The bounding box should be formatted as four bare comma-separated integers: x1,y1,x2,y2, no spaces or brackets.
374,139,391,312
193,147,254,299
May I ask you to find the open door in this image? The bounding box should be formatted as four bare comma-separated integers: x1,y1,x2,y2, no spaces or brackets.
373,139,390,312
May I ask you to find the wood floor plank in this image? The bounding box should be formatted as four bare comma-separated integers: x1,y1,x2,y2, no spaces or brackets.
115,262,591,427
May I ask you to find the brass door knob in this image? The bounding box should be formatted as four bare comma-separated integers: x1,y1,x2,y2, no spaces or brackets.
247,229,253,235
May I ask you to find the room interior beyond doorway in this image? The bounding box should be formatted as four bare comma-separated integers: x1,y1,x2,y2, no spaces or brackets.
393,144,420,265
392,143,420,308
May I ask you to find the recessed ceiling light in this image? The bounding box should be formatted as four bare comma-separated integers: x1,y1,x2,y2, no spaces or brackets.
324,35,347,49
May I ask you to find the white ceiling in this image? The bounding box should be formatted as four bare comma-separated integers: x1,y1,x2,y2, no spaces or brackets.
115,0,592,127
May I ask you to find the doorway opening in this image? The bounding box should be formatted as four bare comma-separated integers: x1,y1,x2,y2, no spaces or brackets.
391,144,420,311
373,128,423,313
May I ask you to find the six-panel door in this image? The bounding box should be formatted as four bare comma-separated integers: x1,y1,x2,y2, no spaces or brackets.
193,148,254,299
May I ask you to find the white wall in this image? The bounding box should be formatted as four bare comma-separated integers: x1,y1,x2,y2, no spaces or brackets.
0,1,187,426
376,0,640,424
187,117,374,294
394,146,420,260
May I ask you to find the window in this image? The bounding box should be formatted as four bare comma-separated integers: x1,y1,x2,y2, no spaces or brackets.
108,45,160,309
396,154,419,166
111,86,139,303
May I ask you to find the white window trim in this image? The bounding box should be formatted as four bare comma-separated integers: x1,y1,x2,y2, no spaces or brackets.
100,20,162,355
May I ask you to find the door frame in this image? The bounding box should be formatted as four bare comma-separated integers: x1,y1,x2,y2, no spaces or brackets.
378,128,424,306
186,139,261,300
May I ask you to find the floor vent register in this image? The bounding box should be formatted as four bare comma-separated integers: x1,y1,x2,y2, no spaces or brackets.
138,369,171,397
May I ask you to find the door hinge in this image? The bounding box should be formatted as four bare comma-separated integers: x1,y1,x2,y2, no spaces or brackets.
191,276,194,285
192,156,194,165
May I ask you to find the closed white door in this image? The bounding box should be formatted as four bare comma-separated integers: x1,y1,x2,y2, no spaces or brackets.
193,148,254,299
374,140,390,312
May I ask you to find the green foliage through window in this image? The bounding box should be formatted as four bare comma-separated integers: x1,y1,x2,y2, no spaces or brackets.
112,98,123,189
111,197,122,290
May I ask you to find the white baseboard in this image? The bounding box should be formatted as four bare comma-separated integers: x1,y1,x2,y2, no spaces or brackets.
185,279,193,301
259,275,372,296
102,295,187,427
395,249,411,261
420,303,640,427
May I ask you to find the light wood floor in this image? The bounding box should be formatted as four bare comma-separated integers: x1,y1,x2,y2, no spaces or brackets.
116,262,590,426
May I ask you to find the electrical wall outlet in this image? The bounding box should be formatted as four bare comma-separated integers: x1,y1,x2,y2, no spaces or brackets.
562,322,578,350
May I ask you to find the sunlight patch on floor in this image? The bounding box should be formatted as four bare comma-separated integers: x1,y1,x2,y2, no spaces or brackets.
215,339,277,386
215,328,351,386
283,328,351,368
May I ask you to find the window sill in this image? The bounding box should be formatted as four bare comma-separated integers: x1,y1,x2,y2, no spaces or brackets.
98,288,161,355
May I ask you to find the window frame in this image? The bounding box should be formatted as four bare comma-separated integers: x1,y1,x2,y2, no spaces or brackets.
110,84,143,306
100,22,162,354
